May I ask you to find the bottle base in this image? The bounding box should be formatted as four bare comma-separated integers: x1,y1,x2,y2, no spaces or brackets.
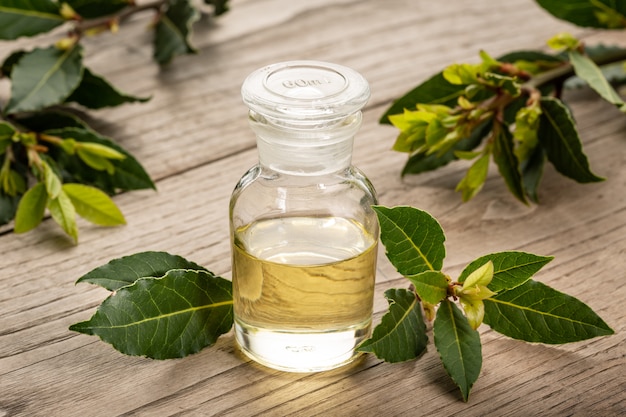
234,320,371,373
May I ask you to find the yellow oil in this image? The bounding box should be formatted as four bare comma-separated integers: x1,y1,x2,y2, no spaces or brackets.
232,216,377,372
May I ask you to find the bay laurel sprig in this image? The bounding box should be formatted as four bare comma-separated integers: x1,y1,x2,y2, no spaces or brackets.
69,205,614,403
381,0,626,204
0,0,230,241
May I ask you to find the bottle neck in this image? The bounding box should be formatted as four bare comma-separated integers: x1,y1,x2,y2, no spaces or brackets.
250,111,361,176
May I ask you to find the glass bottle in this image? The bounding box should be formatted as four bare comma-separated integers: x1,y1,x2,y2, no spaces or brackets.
230,61,378,372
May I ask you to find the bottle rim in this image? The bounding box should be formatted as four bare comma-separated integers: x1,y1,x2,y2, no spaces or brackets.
241,60,370,122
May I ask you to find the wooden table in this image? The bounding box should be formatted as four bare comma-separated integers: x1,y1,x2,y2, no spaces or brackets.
1,1,625,415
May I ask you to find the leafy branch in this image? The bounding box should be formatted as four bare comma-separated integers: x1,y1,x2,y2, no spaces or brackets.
0,0,229,242
69,205,613,403
381,0,626,204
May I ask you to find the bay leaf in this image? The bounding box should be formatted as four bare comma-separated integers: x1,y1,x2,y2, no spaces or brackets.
433,300,482,402
373,205,446,275
76,251,208,291
153,0,199,65
66,67,150,109
0,0,64,40
357,288,428,362
406,270,448,305
484,279,614,343
43,127,155,193
5,45,84,114
70,269,233,359
63,183,126,227
47,189,78,242
13,182,47,233
458,251,553,292
538,97,604,183
492,125,527,204
569,50,624,106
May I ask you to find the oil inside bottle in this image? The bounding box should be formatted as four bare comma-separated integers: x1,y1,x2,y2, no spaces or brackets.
232,216,377,372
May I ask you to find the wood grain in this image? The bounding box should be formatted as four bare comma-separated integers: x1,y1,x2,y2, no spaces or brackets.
1,0,625,416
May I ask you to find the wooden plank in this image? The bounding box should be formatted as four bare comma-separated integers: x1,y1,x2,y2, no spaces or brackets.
1,0,625,415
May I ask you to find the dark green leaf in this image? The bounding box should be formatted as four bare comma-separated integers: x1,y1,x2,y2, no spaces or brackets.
381,72,466,124
66,67,150,109
5,45,84,114
0,0,64,40
47,189,78,242
70,269,234,359
373,205,446,275
458,251,553,292
535,0,626,29
498,50,564,64
153,0,200,65
357,288,427,362
433,300,482,402
484,280,614,343
13,182,47,233
65,0,130,19
63,183,126,227
538,97,604,183
1,50,26,77
43,127,155,193
0,121,16,142
0,189,20,225
12,109,92,131
569,50,624,106
204,0,229,16
406,270,448,305
492,124,527,204
76,251,208,291
402,119,490,176
521,145,546,203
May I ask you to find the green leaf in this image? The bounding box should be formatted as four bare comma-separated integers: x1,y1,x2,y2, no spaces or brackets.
12,109,92,131
498,50,565,65
76,148,115,174
535,0,626,29
546,32,580,51
153,0,200,65
66,67,150,109
569,50,624,106
373,205,446,275
401,119,490,176
0,189,20,226
14,182,47,233
70,269,234,359
43,161,62,199
1,50,26,77
357,288,428,362
0,121,16,146
521,145,546,203
492,125,527,204
484,280,614,343
458,251,553,292
204,0,229,16
63,183,125,227
538,97,604,183
380,72,467,124
455,153,490,202
43,127,155,193
5,45,84,114
65,0,130,19
47,189,78,242
76,251,208,291
0,0,64,40
406,271,449,305
433,300,482,402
